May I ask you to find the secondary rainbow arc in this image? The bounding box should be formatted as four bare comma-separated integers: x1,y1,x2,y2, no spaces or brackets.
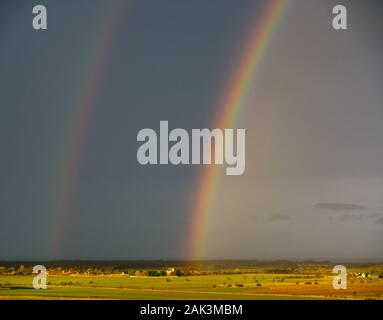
51,1,126,252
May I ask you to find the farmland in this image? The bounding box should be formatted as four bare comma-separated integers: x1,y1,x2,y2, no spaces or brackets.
0,261,382,300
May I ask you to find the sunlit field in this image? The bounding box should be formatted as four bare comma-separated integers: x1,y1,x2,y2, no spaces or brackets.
1,264,382,300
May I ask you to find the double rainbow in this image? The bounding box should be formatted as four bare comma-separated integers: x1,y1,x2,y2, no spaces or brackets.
51,0,288,257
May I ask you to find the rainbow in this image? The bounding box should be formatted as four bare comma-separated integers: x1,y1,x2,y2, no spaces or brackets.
51,0,126,252
187,0,289,259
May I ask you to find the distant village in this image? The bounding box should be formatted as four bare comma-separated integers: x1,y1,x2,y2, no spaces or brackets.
0,264,382,279
0,265,216,277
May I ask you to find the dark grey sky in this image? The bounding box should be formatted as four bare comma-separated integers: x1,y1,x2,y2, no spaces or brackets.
0,0,382,260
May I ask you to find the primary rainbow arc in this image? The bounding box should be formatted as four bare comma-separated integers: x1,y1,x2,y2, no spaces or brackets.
187,0,289,259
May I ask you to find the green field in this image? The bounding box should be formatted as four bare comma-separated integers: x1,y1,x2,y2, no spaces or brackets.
1,272,382,300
